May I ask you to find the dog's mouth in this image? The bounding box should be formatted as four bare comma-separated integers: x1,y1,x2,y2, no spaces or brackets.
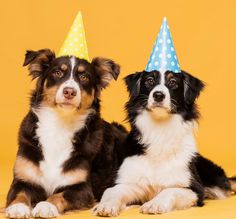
147,103,171,120
59,102,73,107
57,100,79,109
148,102,169,110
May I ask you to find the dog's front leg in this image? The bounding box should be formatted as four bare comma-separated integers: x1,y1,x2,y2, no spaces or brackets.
6,180,47,219
140,187,198,214
6,191,32,219
93,183,143,217
32,182,94,218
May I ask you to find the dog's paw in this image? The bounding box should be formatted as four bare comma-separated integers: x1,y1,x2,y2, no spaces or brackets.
140,198,172,214
32,201,59,218
92,202,121,217
5,203,31,218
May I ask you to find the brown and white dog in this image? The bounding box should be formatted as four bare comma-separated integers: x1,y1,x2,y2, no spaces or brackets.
5,49,127,218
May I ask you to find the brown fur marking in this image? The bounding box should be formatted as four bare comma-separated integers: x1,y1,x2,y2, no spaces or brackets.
61,64,68,71
63,168,88,185
10,192,31,207
80,90,95,111
47,193,68,213
14,156,42,185
92,57,120,88
78,64,86,72
28,52,53,74
167,73,174,80
42,85,59,107
29,63,42,73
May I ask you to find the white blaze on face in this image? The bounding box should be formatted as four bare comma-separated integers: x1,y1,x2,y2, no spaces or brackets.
55,56,81,108
147,71,171,119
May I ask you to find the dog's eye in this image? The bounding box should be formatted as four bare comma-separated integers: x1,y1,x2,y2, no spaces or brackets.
145,77,155,87
53,70,64,78
168,79,178,89
79,74,89,82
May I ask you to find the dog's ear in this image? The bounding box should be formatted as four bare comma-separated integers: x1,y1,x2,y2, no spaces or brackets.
23,49,55,80
182,71,205,105
92,57,120,89
124,72,142,97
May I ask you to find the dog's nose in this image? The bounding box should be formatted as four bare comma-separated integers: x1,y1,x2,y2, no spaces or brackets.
63,87,77,99
153,91,165,102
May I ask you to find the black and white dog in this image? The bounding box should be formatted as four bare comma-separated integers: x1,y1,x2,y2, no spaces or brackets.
93,70,236,216
5,49,127,218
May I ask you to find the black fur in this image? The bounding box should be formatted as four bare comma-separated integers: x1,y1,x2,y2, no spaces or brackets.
124,70,205,124
17,111,43,165
123,70,231,207
122,70,205,206
56,183,94,210
188,156,205,206
6,180,47,207
7,49,128,214
195,154,231,191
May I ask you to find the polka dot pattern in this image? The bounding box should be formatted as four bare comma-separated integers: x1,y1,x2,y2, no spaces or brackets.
58,11,89,61
146,17,181,73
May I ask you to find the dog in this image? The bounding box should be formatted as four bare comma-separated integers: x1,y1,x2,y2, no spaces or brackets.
5,49,128,218
93,70,236,216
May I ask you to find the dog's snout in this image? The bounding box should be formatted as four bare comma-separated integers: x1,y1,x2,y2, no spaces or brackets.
63,87,77,99
153,91,165,102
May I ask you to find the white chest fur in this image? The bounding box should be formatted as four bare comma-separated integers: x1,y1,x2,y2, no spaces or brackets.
34,107,89,195
116,112,197,191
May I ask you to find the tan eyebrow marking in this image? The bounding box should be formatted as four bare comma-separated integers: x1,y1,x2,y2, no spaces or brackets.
167,73,174,80
61,64,68,71
78,65,86,72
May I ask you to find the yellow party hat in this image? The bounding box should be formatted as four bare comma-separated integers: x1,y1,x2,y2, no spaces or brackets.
58,11,89,61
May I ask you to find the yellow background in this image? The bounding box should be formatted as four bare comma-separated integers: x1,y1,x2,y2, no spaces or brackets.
0,0,236,218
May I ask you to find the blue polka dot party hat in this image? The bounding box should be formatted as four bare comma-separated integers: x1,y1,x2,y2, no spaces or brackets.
146,17,181,73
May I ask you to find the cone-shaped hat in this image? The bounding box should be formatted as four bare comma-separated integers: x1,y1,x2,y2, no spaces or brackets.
58,11,89,61
146,17,180,73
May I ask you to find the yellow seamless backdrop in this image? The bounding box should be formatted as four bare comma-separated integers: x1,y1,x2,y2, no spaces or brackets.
0,0,236,195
